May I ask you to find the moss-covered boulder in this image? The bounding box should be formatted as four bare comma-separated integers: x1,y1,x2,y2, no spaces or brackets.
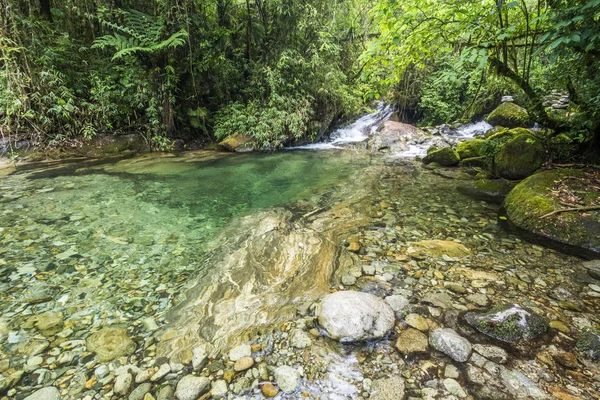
457,179,514,204
218,134,255,152
486,102,530,128
456,139,486,160
422,147,460,166
504,169,600,256
464,304,549,343
493,134,543,180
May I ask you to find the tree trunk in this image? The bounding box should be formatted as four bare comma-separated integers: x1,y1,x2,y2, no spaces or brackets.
489,57,555,130
39,0,52,22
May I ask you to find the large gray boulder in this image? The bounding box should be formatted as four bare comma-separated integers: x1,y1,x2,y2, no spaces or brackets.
367,121,428,153
317,291,395,342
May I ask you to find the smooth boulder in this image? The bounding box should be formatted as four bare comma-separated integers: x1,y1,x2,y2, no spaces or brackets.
456,139,486,160
317,291,395,342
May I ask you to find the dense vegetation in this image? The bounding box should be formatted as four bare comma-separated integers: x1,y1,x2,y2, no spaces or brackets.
0,0,599,154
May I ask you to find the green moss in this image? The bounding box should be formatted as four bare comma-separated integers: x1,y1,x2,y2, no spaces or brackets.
461,156,488,168
422,147,460,166
218,134,255,152
504,169,600,252
486,102,530,128
456,139,486,160
494,134,544,180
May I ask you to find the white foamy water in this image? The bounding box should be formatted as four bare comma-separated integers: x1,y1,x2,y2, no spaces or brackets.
289,103,393,150
291,104,493,158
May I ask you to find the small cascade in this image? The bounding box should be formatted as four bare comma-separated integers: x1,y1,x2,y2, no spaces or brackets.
289,102,393,150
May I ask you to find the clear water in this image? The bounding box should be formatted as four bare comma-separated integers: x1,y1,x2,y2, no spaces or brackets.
0,151,372,333
0,148,596,399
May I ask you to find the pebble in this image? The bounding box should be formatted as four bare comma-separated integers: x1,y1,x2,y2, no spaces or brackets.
175,375,210,400
274,366,301,394
233,356,254,372
23,386,61,400
473,344,508,364
443,378,467,398
396,328,428,354
261,382,279,398
211,380,228,398
150,363,170,381
114,372,133,396
228,344,252,361
429,328,472,362
129,382,152,400
289,328,312,348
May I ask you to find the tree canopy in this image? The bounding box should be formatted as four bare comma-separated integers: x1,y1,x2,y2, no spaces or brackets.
0,0,599,155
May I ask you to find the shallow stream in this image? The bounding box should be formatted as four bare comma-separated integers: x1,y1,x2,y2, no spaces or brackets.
0,133,598,399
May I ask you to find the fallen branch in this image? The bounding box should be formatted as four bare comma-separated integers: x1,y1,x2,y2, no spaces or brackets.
541,205,600,219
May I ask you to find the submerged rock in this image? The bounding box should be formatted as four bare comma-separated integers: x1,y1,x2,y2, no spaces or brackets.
407,240,471,259
494,134,543,180
504,169,600,256
486,102,530,128
23,387,61,400
423,147,460,166
457,179,513,204
429,328,472,362
576,327,600,360
464,304,549,343
582,260,600,280
396,328,429,354
175,375,210,400
317,291,395,342
86,327,136,362
369,376,405,400
274,366,301,394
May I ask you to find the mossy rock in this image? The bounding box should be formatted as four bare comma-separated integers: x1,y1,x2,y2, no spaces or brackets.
464,304,549,343
504,169,600,256
457,179,514,204
577,327,600,360
218,134,255,152
486,102,530,128
461,157,488,169
494,134,543,180
487,127,534,142
456,139,487,160
422,147,459,166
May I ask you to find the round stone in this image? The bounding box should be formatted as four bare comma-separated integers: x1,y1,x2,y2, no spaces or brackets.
261,382,279,398
317,291,395,342
396,328,428,354
211,380,228,398
289,329,312,349
233,356,254,372
274,366,300,394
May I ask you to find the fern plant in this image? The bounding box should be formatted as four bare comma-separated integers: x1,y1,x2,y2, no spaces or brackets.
92,8,188,60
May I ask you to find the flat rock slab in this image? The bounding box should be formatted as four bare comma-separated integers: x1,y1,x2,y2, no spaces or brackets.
86,327,136,362
317,291,395,342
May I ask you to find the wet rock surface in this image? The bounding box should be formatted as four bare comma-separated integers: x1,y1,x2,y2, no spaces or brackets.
1,151,599,400
317,291,395,342
465,304,549,343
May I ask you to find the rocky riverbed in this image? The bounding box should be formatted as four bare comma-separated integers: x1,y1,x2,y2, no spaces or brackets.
0,151,599,400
